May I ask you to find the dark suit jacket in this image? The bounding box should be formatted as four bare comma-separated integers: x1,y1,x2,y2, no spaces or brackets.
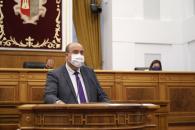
44,65,110,104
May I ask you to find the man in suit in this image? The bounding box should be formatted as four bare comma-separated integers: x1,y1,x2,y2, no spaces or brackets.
44,42,110,104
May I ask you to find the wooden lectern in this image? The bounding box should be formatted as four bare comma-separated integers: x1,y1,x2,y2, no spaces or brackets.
18,103,159,130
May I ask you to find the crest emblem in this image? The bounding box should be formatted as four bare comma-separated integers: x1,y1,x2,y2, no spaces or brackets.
13,0,47,24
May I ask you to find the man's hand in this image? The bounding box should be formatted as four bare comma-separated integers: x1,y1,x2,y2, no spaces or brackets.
55,100,65,104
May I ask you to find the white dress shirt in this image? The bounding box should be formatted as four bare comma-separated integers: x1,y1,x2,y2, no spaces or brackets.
65,63,89,103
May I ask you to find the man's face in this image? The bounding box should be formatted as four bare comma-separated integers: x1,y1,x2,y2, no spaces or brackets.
66,43,84,63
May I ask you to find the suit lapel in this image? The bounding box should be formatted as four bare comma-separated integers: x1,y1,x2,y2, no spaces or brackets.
62,66,78,102
80,67,92,102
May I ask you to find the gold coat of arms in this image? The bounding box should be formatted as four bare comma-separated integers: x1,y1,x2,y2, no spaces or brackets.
13,0,47,24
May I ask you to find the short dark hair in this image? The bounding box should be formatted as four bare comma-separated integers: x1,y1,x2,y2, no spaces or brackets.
65,43,71,53
65,43,82,53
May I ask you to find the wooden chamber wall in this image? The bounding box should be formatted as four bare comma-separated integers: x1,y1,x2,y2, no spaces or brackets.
0,50,65,68
0,69,195,130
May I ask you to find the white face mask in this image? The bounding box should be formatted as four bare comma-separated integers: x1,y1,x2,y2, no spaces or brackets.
70,54,85,68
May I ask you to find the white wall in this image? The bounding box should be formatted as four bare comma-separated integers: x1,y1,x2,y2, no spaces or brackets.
112,19,182,44
101,0,195,71
112,42,189,71
134,43,189,71
160,0,183,21
188,41,195,71
112,42,135,70
112,0,143,19
182,0,194,19
144,0,160,19
183,16,195,42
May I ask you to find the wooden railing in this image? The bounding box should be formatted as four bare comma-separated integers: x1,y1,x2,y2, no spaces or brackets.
18,103,159,130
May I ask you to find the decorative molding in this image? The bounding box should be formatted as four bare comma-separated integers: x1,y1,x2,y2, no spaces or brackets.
135,42,173,46
34,112,145,126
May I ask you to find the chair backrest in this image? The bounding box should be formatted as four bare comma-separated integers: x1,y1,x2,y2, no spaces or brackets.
23,62,46,69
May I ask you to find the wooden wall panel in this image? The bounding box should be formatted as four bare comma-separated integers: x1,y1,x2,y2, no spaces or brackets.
0,82,19,102
120,73,159,101
26,72,46,102
124,85,157,100
159,73,195,82
169,125,195,130
169,86,195,112
27,82,45,102
0,72,19,102
27,72,47,80
121,73,159,83
96,72,116,100
0,69,195,130
0,72,19,80
159,73,195,130
0,51,65,68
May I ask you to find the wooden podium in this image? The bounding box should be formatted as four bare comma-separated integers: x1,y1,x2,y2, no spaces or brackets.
18,103,159,130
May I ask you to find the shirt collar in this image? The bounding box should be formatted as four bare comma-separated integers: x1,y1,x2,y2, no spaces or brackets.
65,63,81,75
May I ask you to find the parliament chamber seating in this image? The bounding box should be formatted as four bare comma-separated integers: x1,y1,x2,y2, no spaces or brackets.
0,68,195,130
